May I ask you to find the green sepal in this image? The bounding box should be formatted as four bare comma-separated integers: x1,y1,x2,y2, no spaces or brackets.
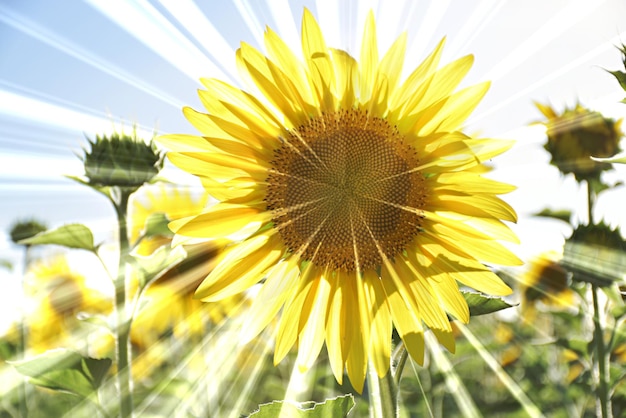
66,175,113,200
248,394,355,418
9,349,112,398
462,291,516,316
607,69,626,92
533,208,572,224
130,242,187,290
18,223,96,252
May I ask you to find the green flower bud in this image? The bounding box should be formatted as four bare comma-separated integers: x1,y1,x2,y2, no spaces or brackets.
9,219,47,245
563,222,626,287
535,103,623,183
81,130,164,188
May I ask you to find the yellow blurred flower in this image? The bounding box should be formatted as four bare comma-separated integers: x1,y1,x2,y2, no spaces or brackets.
519,252,576,319
159,9,520,391
24,256,112,354
535,102,623,182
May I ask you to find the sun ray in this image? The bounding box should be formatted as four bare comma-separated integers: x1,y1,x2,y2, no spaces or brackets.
483,0,608,83
0,6,185,109
456,322,544,417
84,0,232,83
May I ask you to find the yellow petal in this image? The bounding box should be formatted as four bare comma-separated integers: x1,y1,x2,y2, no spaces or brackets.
296,273,332,371
237,43,302,127
363,270,392,378
359,11,378,103
330,48,358,109
324,269,345,384
377,32,407,94
274,262,317,364
428,221,523,266
432,328,456,353
200,77,285,131
169,203,271,241
240,258,300,343
391,37,446,111
344,270,370,393
195,233,282,301
167,152,250,182
431,172,517,195
430,193,518,223
301,8,335,110
419,81,490,135
380,268,425,365
394,257,451,331
264,26,317,108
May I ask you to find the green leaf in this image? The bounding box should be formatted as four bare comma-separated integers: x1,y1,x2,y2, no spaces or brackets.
143,212,173,238
66,174,113,199
130,243,187,290
81,356,113,389
607,69,626,92
533,208,572,224
18,223,96,252
0,259,12,271
248,395,355,418
591,152,626,164
463,292,516,316
10,348,112,398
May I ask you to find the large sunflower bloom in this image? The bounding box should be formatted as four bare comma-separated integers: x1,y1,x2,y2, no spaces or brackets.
160,9,521,391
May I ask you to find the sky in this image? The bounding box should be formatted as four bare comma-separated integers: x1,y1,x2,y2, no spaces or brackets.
1,0,626,327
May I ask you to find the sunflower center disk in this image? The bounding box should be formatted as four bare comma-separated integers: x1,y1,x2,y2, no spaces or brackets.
266,109,426,271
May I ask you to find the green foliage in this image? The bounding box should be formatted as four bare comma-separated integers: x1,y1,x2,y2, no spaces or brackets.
248,395,355,418
130,241,187,290
463,292,516,316
10,349,112,399
606,43,626,101
533,208,572,223
18,223,96,252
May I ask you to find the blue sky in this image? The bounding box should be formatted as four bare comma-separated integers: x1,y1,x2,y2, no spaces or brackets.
2,0,626,324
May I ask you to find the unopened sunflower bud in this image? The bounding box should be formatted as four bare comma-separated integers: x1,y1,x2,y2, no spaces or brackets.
9,219,47,245
563,222,626,287
535,103,623,182
81,131,164,188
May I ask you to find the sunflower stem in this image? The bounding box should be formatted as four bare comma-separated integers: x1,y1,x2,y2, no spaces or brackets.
111,187,134,418
586,180,611,418
393,342,409,387
592,284,611,418
368,361,399,418
16,245,31,418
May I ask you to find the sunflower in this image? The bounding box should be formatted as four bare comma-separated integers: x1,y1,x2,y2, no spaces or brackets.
519,252,576,318
24,256,112,354
159,9,520,391
535,102,623,182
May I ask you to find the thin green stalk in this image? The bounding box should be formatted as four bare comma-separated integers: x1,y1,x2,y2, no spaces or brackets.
16,245,31,418
586,180,611,418
112,188,133,418
368,360,398,418
591,285,611,418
